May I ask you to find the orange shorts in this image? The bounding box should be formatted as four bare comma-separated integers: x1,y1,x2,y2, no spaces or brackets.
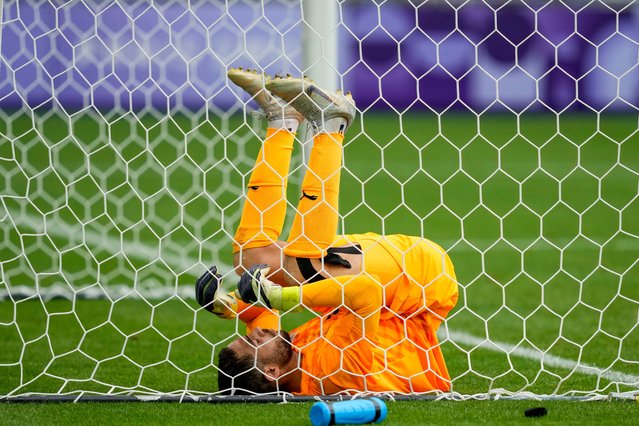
336,233,458,326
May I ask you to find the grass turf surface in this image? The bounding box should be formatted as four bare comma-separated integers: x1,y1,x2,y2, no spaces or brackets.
2,400,639,425
1,110,639,421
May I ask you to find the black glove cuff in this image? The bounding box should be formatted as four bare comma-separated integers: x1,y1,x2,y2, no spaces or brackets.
195,266,222,309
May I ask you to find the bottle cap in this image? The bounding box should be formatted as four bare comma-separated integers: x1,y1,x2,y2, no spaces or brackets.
309,401,332,426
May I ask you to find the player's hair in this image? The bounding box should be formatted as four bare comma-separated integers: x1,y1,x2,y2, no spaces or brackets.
217,347,277,395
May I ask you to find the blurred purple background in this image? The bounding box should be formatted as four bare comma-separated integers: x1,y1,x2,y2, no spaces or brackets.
1,1,638,114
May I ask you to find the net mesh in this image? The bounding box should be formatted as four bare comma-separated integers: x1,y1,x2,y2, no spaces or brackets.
1,0,638,399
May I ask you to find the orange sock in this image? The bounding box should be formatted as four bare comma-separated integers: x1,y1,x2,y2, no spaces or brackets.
284,132,344,258
233,128,295,253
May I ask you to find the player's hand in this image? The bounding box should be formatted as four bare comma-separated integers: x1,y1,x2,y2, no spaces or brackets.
237,264,281,309
237,264,302,312
195,266,238,319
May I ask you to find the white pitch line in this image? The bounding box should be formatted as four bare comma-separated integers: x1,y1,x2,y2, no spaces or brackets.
445,330,639,386
1,208,233,273
3,209,638,261
0,283,197,301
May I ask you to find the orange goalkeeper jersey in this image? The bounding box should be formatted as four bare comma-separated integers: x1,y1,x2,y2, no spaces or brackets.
292,233,457,395
242,233,458,395
292,308,451,395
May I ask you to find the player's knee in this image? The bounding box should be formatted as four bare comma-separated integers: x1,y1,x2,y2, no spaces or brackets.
234,249,264,276
236,245,284,273
234,249,260,276
233,252,243,275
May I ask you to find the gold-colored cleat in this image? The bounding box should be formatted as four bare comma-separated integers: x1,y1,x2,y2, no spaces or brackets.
227,68,304,122
265,76,356,130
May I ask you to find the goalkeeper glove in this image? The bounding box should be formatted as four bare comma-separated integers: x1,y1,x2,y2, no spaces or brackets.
195,266,238,319
237,264,301,312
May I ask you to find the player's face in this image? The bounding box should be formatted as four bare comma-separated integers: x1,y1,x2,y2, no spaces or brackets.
228,327,293,367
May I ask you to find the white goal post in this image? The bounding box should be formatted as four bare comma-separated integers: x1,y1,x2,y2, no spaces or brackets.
1,0,638,401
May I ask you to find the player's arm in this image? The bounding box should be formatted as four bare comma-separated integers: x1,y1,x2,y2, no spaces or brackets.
237,265,382,340
237,304,279,334
300,274,382,341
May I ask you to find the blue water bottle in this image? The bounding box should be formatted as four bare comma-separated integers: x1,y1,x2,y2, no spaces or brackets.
309,397,388,426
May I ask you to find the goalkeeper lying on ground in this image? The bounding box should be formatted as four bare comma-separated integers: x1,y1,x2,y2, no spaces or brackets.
196,69,459,395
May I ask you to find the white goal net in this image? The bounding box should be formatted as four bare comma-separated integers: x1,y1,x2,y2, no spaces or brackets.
1,0,638,401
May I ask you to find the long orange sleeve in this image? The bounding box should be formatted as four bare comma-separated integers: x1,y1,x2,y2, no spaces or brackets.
300,274,382,341
236,299,279,334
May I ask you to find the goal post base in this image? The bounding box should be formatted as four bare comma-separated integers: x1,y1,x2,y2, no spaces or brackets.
2,392,637,403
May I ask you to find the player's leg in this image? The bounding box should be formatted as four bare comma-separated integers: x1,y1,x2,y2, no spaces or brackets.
229,68,303,279
196,69,302,320
265,76,356,258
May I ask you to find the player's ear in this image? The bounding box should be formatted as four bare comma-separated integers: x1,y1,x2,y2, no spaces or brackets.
262,364,281,382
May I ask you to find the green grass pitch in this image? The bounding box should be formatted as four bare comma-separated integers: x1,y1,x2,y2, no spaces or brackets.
1,109,638,422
